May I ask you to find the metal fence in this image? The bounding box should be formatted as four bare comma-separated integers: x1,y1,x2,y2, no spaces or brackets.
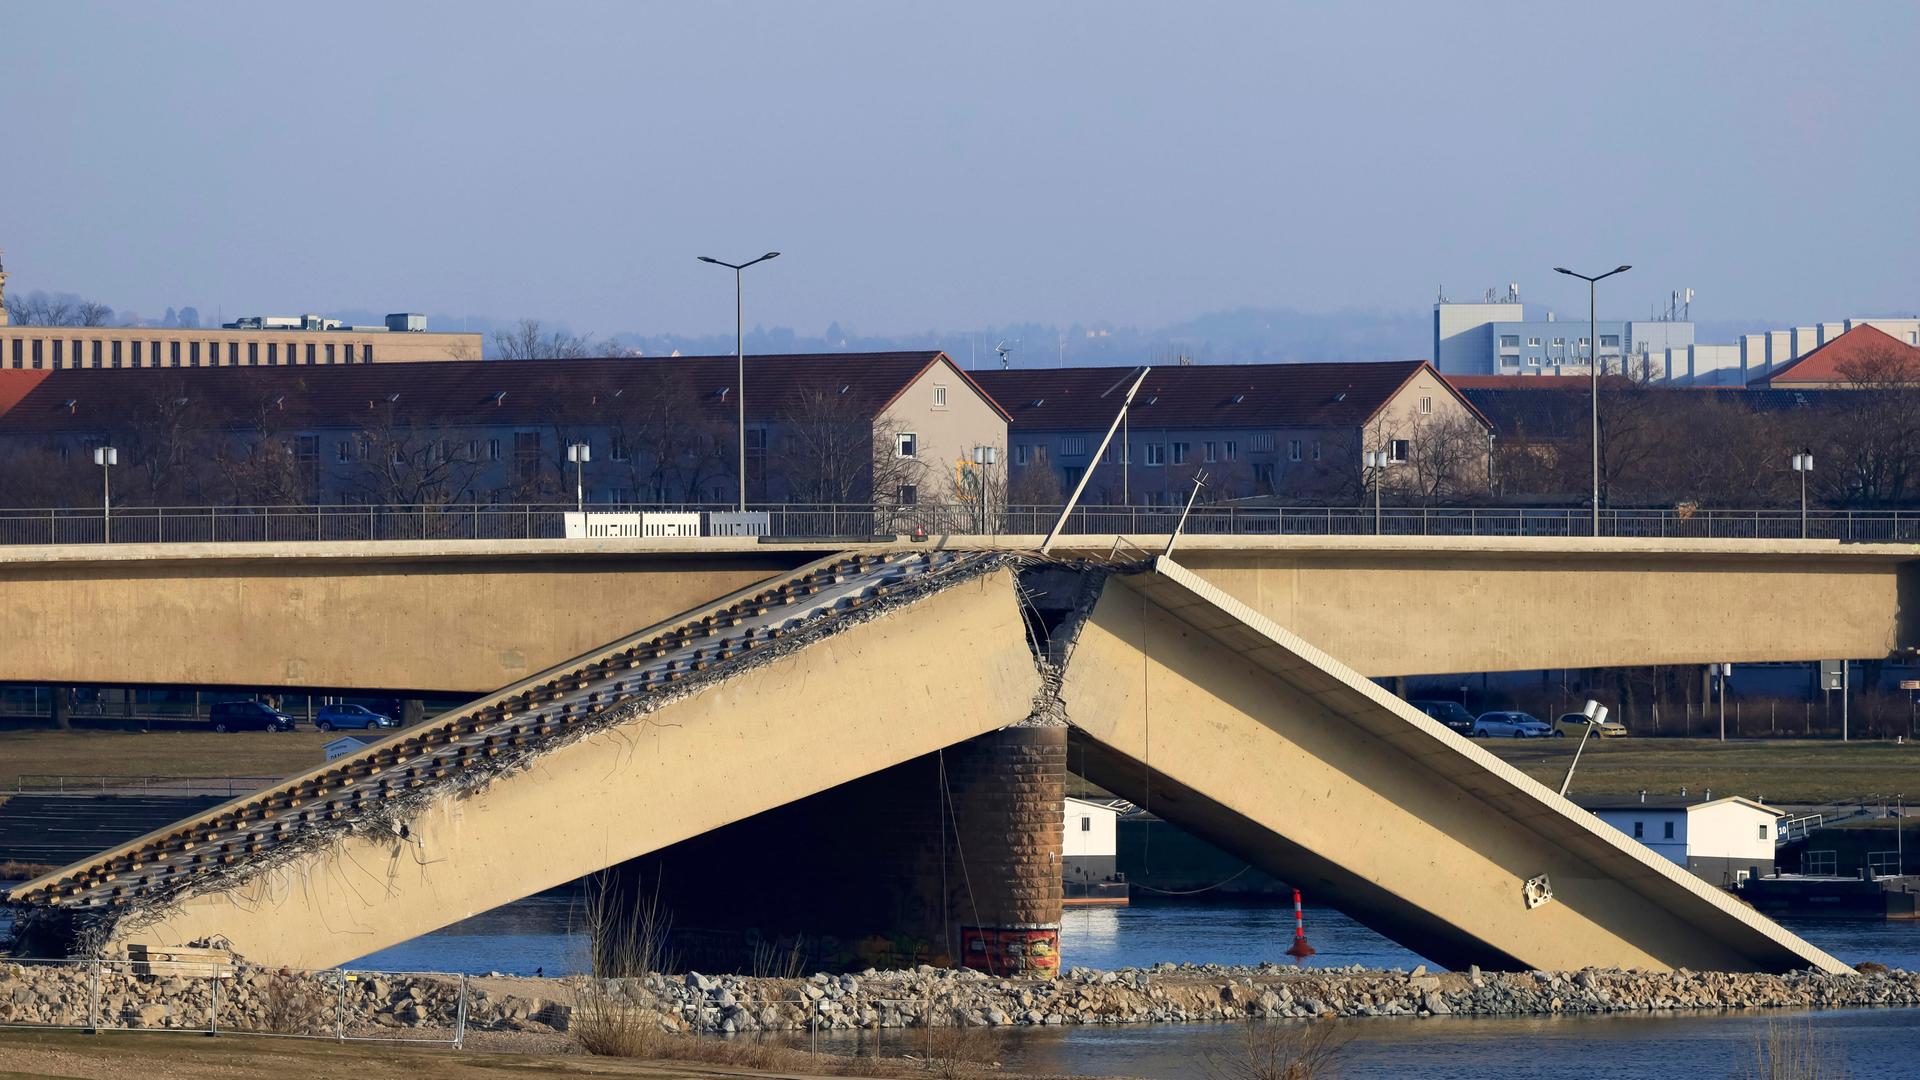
3,501,1920,545
0,958,482,1046
12,774,281,797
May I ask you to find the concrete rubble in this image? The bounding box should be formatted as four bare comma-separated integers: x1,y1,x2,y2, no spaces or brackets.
2,960,1916,1034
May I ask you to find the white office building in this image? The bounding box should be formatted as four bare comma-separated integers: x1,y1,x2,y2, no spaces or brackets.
1433,286,1693,378
1575,794,1784,886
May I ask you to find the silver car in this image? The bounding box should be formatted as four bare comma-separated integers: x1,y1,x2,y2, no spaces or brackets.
1472,710,1555,738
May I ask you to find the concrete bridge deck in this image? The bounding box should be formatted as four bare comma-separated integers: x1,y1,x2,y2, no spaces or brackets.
8,548,1848,975
1,534,1911,690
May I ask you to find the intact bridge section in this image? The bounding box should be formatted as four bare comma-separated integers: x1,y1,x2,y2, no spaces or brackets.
7,550,1848,976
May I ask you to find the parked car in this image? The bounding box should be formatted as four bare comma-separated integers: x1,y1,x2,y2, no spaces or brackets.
315,704,396,732
1556,711,1629,738
1409,700,1477,734
209,701,295,733
1472,710,1555,738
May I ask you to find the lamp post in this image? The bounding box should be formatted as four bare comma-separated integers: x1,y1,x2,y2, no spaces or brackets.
93,446,117,543
1717,662,1733,741
1364,449,1389,534
1792,451,1815,538
567,441,590,513
1553,264,1632,536
1560,699,1608,797
698,251,781,512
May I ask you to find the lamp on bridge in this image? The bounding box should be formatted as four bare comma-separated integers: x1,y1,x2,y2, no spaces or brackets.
1363,450,1391,535
1553,263,1632,538
698,251,782,513
93,446,118,544
567,442,591,513
1791,451,1815,539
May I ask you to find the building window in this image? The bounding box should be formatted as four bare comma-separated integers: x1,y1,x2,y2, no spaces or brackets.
268,342,279,364
898,484,918,505
487,438,501,462
610,433,631,462
895,432,918,458
1528,337,1541,346
362,343,373,363
1287,439,1301,462
1062,436,1087,456
1312,441,1322,460
1387,439,1410,463
1501,354,1521,367
1601,335,1620,347
1633,821,1645,839
248,342,258,365
1014,445,1031,466
189,341,200,366
1062,465,1085,488
1759,823,1770,840
1252,462,1275,486
1251,433,1276,453
112,340,123,368
1224,440,1238,462
1552,337,1564,348
335,440,351,464
745,427,767,452
1527,355,1542,367
1203,441,1217,463
169,341,181,365
1419,395,1432,414
30,340,42,368
1080,817,1091,832
1578,337,1590,348
1499,335,1520,348
1663,821,1675,840
1171,442,1189,465
932,384,948,408
1143,443,1166,467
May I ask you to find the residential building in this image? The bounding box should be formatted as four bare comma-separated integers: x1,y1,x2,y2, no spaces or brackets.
1433,287,1693,378
976,361,1491,504
0,352,1006,507
1575,794,1784,885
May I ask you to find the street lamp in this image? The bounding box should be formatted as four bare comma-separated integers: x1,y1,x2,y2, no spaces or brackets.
1792,451,1815,538
1363,449,1390,534
1716,662,1734,741
93,446,117,543
698,251,781,512
567,441,590,513
1554,264,1632,537
1560,699,1609,797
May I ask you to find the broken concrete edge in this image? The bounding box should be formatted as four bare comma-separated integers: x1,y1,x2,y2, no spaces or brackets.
1133,555,1852,977
5,550,1027,957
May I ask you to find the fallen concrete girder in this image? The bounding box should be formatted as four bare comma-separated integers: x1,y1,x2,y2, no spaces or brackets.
8,551,1044,970
1059,556,1847,975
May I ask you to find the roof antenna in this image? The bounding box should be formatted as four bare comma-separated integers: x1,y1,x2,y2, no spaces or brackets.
995,339,1013,370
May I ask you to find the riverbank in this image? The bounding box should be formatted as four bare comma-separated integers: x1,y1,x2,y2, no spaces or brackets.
5,960,1917,1037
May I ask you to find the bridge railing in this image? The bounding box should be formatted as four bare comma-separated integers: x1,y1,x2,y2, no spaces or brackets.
3,502,1919,544
12,774,281,797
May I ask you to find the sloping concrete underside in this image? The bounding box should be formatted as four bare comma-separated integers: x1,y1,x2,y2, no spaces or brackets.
12,555,1043,970
1062,558,1847,975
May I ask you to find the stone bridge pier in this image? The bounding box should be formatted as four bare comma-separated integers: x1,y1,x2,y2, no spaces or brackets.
591,726,1066,977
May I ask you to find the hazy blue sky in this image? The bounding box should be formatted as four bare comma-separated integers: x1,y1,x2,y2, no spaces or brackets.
5,1,1917,341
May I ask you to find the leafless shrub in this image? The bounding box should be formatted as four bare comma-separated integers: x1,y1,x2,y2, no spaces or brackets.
1736,1020,1848,1080
1203,1019,1349,1080
570,980,661,1058
582,870,675,978
921,1016,1007,1077
260,973,330,1035
751,935,809,979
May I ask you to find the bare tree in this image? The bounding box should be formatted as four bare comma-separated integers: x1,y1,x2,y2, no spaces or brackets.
491,318,599,360
347,404,487,508
5,290,115,327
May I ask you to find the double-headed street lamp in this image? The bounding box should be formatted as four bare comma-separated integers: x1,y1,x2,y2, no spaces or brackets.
1553,264,1632,537
94,446,118,543
1791,451,1815,538
698,251,781,512
567,441,590,513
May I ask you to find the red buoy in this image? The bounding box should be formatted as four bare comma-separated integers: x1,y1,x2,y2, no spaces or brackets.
1285,887,1316,961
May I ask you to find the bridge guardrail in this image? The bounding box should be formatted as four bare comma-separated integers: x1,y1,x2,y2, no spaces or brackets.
3,502,1920,545
13,774,281,797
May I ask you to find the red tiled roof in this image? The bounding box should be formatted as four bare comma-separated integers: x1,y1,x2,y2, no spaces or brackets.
0,352,1005,433
975,361,1481,431
1752,325,1920,385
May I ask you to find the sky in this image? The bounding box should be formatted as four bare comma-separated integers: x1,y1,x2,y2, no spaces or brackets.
4,1,1918,344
